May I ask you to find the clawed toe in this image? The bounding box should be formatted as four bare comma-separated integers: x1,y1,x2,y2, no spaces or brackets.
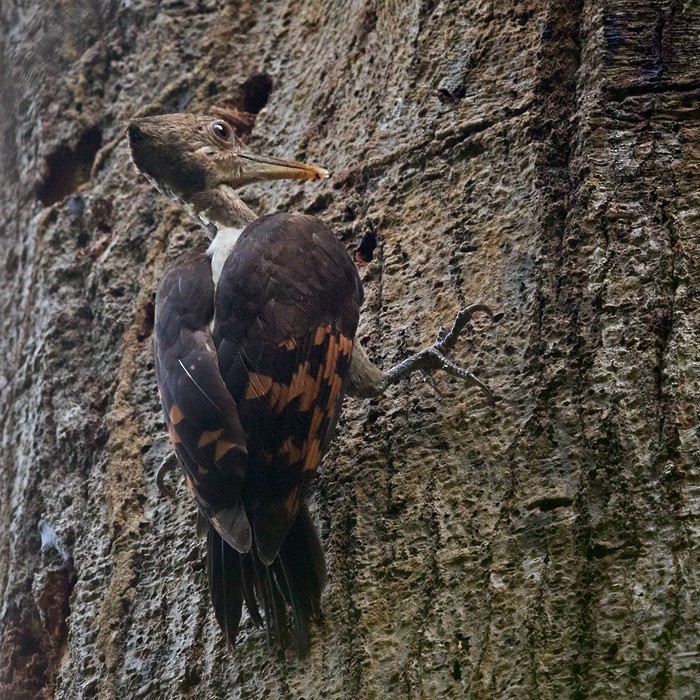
435,304,496,355
156,453,178,498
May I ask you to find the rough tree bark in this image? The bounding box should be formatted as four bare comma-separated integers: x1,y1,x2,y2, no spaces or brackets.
1,1,698,698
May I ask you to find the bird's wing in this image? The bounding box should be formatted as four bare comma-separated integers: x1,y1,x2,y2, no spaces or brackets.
226,320,354,564
214,213,362,564
154,249,251,553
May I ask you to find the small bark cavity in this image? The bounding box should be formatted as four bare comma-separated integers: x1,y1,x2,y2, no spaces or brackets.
36,125,102,205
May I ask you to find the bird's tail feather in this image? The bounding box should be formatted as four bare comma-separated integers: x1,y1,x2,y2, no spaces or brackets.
207,503,327,655
207,525,243,649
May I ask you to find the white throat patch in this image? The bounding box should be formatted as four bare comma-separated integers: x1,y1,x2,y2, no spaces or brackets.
207,226,244,286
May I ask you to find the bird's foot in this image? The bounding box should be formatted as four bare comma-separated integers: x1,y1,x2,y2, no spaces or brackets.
156,453,178,498
377,304,497,403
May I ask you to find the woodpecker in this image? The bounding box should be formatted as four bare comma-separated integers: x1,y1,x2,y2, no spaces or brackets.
127,113,494,655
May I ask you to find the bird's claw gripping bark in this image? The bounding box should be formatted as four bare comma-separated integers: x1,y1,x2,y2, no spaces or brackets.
156,452,178,498
378,304,496,403
435,304,495,353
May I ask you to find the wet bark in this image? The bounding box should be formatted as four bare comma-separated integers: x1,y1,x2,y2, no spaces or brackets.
1,1,698,698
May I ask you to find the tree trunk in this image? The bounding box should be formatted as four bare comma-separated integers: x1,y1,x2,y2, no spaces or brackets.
1,1,698,698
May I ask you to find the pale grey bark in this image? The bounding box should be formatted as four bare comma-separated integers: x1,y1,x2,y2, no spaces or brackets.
1,1,698,698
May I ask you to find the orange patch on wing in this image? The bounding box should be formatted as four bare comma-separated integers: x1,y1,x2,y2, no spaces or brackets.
252,330,355,475
197,465,209,475
169,404,184,424
198,428,224,447
271,361,315,412
285,361,312,406
249,330,353,417
303,437,322,472
214,439,238,462
298,355,326,412
186,476,197,499
323,335,340,380
339,334,353,358
245,372,274,400
168,423,181,445
302,406,327,471
314,324,332,345
278,338,298,351
325,334,351,409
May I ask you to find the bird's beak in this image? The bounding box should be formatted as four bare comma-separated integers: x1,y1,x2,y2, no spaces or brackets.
236,152,329,182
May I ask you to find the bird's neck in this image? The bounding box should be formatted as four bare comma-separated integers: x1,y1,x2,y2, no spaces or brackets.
188,184,258,234
181,184,258,286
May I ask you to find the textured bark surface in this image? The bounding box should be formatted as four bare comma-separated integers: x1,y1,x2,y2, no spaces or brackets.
1,1,699,698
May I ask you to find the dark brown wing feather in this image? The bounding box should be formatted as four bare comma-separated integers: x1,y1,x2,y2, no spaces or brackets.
215,213,362,565
154,249,251,552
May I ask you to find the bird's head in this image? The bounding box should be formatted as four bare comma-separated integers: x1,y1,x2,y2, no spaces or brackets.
127,113,328,227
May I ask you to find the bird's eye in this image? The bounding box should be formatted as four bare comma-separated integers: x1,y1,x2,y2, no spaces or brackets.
210,120,232,141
